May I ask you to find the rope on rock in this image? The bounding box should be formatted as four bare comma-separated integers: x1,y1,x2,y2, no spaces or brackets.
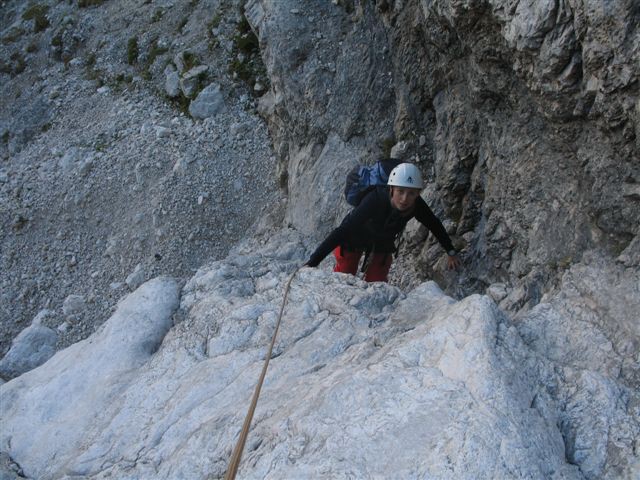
223,265,301,480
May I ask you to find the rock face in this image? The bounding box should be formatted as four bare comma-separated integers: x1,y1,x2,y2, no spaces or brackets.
1,1,638,479
249,0,639,300
516,253,640,478
1,231,637,479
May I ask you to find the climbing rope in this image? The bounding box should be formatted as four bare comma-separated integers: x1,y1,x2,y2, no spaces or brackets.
223,265,301,480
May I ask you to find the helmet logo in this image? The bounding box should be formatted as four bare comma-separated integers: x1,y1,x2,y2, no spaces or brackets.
407,176,413,183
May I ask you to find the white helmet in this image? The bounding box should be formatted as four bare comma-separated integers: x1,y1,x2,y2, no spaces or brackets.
387,163,424,189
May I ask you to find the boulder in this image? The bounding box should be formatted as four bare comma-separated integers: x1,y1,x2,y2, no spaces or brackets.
125,264,145,291
179,65,209,98
0,310,57,379
62,294,85,316
188,83,226,119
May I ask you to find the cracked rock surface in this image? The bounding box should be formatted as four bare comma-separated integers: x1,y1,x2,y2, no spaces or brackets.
1,229,637,479
1,0,638,478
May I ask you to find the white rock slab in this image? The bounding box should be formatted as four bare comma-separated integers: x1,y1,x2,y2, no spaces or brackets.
2,231,637,479
0,232,586,479
0,277,180,479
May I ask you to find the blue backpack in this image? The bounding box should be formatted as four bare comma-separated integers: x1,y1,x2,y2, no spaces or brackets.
344,159,401,206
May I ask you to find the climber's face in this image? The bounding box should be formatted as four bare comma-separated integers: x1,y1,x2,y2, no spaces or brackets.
390,186,421,212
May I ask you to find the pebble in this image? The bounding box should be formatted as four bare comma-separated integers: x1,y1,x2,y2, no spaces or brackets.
62,294,86,316
155,126,171,138
125,264,145,291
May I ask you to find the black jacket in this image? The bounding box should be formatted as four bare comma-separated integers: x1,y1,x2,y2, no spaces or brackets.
307,187,454,267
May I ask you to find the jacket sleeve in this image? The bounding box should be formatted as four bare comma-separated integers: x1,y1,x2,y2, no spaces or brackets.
414,198,455,253
307,191,381,267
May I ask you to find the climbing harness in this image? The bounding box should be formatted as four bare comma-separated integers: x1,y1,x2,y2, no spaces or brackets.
223,265,301,480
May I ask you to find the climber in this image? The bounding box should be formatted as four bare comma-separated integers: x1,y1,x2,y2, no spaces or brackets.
305,162,461,282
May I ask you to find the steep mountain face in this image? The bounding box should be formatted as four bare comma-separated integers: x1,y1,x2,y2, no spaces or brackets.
250,0,639,297
1,0,639,479
247,0,639,419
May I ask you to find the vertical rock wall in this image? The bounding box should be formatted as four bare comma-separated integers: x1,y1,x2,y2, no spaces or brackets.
249,0,639,299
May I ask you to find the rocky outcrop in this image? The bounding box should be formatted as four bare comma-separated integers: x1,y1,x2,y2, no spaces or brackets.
1,1,638,478
1,230,637,479
249,0,639,301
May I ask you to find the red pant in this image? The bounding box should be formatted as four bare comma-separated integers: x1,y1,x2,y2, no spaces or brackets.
333,247,392,282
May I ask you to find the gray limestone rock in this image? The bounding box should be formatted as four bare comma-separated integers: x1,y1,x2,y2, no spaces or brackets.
284,133,358,235
618,234,640,268
3,96,53,154
180,65,209,98
62,294,85,316
1,0,280,373
248,0,639,301
486,282,508,302
164,67,180,98
125,264,145,291
390,140,410,160
0,277,179,479
188,83,226,119
1,232,636,479
515,253,640,479
0,1,638,478
173,52,187,74
0,310,57,379
154,126,171,138
0,452,24,480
